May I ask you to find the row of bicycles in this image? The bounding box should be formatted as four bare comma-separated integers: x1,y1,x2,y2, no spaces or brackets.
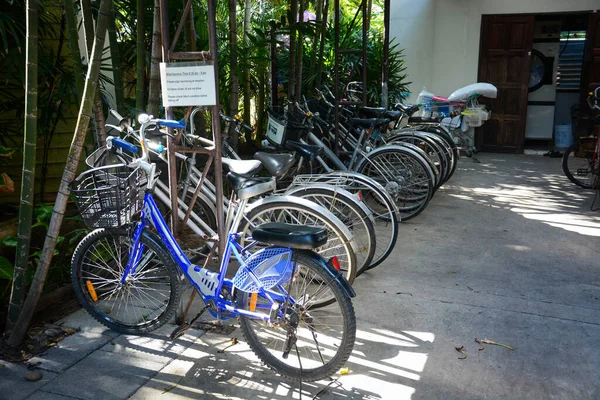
67,83,495,382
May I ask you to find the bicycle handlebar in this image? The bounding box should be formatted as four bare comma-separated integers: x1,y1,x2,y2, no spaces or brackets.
110,137,138,154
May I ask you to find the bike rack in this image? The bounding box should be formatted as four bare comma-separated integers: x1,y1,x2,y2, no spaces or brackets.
158,0,225,261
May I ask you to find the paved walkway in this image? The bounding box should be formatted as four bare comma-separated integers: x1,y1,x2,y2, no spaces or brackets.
2,154,600,400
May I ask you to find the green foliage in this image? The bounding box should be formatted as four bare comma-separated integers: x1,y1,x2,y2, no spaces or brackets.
0,256,13,280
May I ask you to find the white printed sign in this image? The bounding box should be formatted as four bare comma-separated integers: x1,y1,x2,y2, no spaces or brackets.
267,114,285,145
159,63,217,106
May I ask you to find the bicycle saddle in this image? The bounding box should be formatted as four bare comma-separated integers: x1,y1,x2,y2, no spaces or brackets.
222,157,263,177
284,140,323,161
408,116,443,124
254,152,296,178
226,172,276,200
358,106,386,118
251,222,328,250
394,103,420,116
382,110,402,121
347,118,390,130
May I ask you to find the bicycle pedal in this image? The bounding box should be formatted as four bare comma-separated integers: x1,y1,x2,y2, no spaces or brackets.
170,322,191,340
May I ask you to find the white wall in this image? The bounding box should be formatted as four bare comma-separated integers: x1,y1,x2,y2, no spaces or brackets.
388,0,436,101
390,0,600,99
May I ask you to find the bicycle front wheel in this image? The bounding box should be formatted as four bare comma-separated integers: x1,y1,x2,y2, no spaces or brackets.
562,141,600,189
238,251,356,382
71,228,181,334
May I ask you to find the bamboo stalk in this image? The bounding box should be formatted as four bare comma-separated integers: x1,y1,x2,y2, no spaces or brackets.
147,0,162,116
6,0,38,334
136,0,145,115
108,7,125,114
7,0,113,347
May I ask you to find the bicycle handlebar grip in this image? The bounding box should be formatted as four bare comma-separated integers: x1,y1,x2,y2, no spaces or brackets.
112,138,138,154
157,119,186,129
110,109,124,121
241,122,254,133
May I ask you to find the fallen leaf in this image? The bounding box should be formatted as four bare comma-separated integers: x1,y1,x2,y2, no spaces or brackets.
339,367,350,375
476,338,514,351
455,346,467,359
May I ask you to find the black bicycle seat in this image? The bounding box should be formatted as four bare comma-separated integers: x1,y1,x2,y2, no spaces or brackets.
284,140,323,161
226,172,276,200
358,106,386,118
254,152,296,178
222,157,262,176
394,103,420,116
383,110,402,120
408,116,443,124
348,118,390,130
251,222,328,250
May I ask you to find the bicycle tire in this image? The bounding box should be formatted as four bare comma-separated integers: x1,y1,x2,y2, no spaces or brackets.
562,141,600,189
239,197,357,284
238,251,356,382
392,125,459,182
71,228,181,334
309,171,400,270
387,132,450,186
285,185,376,276
357,145,435,221
418,125,459,181
394,140,442,190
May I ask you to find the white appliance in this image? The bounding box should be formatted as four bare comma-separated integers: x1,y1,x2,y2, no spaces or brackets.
525,40,560,139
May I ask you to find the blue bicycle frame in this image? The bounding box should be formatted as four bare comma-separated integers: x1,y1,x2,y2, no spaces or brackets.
120,191,295,322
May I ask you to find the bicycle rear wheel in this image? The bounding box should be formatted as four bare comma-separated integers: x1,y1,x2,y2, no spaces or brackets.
309,171,400,270
239,197,357,284
285,185,376,276
238,251,356,382
357,145,435,221
71,228,181,334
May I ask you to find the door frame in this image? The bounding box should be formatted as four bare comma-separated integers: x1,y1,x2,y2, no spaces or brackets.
476,10,595,153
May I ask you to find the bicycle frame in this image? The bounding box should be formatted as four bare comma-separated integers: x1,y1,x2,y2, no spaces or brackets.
121,190,294,322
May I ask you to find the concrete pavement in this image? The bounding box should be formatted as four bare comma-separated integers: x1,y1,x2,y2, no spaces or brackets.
1,153,599,400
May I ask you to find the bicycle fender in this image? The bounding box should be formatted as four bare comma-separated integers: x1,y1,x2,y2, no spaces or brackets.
296,249,356,298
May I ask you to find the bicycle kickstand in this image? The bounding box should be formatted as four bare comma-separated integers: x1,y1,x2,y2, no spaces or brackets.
170,305,209,340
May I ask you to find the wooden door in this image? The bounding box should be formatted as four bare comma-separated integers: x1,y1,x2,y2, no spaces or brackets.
581,12,600,101
477,15,534,153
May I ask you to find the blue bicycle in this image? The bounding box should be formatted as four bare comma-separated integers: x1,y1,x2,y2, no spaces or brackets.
69,113,357,381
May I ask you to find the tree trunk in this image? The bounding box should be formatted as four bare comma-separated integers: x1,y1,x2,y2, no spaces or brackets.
270,21,278,106
184,5,196,51
288,0,297,100
136,0,145,115
40,16,67,200
147,0,161,116
315,0,329,89
228,0,239,118
108,8,125,114
295,0,305,99
62,0,85,101
63,0,95,152
307,0,323,94
81,0,107,146
6,0,112,347
242,0,251,125
256,0,266,140
5,0,38,334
